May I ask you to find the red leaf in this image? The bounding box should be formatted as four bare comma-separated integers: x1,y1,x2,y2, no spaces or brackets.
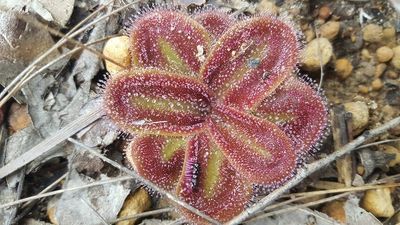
201,16,299,110
127,135,186,190
208,105,297,186
129,9,211,74
254,76,329,155
193,9,234,38
176,133,252,223
104,69,212,135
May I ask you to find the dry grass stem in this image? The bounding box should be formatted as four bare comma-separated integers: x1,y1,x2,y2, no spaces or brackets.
0,176,132,209
0,108,105,179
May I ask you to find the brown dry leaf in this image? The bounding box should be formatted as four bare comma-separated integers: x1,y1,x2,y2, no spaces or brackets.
0,0,74,26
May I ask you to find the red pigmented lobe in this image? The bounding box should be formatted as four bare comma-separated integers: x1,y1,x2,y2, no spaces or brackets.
130,10,211,74
208,105,297,185
193,9,234,38
104,69,212,135
127,135,185,191
201,16,299,110
255,77,328,155
177,133,252,223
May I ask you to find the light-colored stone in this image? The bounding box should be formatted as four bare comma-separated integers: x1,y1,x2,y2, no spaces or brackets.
320,21,340,40
383,26,396,39
304,29,315,43
371,78,383,91
255,0,278,15
318,5,331,20
358,85,369,94
363,24,383,43
301,38,333,71
356,165,365,176
376,46,394,62
335,58,353,79
374,63,387,78
322,201,346,224
380,145,400,167
390,46,400,69
361,49,372,61
343,101,369,135
117,188,152,225
103,36,131,74
361,188,395,218
385,70,398,79
382,26,396,47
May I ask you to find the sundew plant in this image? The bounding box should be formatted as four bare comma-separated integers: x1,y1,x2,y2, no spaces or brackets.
103,6,329,224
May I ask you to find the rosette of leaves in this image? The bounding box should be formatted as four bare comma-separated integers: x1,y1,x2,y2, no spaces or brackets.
103,7,328,224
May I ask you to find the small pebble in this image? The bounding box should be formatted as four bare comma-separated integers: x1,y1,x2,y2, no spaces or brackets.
382,26,396,46
318,5,331,20
358,85,369,94
361,188,395,218
390,46,400,69
362,24,383,43
335,58,353,79
361,49,372,61
380,145,400,167
383,26,396,39
343,101,369,135
301,38,333,71
374,63,387,78
385,70,398,79
255,0,278,15
322,201,346,224
381,105,396,121
356,164,365,176
117,188,151,225
376,46,394,62
320,21,340,40
103,36,131,74
371,78,383,91
304,29,315,43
